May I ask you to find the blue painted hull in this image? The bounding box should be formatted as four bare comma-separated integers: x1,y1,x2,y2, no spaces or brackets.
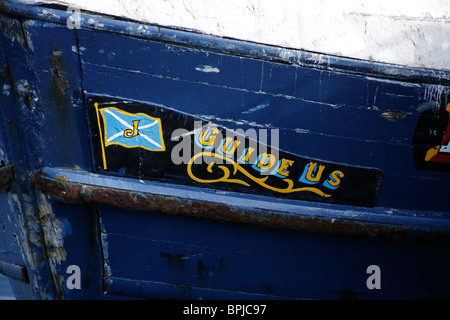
0,1,449,300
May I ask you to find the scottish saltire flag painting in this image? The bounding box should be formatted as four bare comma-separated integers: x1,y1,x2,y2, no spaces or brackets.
95,103,165,152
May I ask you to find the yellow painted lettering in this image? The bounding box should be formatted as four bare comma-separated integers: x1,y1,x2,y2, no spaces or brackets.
327,170,344,187
275,158,294,177
256,153,277,170
199,129,218,146
304,162,325,183
323,170,344,190
124,120,140,138
241,147,255,163
220,137,241,155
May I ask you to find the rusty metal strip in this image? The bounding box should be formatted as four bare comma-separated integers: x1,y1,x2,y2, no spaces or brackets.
0,164,14,193
30,172,450,243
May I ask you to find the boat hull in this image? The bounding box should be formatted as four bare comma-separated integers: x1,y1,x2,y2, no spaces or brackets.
0,1,449,299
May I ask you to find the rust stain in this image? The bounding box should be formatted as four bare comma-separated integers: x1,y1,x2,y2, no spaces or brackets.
30,172,450,243
47,46,72,167
50,47,69,108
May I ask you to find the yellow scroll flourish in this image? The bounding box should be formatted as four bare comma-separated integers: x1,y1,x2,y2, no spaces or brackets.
187,152,331,197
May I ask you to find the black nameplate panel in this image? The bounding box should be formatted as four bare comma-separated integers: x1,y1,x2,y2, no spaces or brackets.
87,97,383,207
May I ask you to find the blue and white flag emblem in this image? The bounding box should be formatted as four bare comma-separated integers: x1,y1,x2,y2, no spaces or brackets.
99,107,165,151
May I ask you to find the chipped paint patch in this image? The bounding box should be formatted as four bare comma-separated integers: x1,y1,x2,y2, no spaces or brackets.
39,9,61,20
294,128,311,134
278,48,294,61
379,110,408,121
87,18,105,28
424,84,447,106
241,102,270,114
21,21,35,53
9,193,37,270
195,65,220,73
1,17,25,47
2,84,11,96
367,106,380,111
16,80,38,110
17,80,30,94
36,193,67,264
307,53,327,65
381,67,421,78
71,45,86,54
99,215,113,291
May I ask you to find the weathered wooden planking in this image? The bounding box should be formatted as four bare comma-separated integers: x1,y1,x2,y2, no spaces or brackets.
0,2,449,300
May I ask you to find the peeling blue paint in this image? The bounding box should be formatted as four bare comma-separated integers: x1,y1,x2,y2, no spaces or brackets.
195,65,220,73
